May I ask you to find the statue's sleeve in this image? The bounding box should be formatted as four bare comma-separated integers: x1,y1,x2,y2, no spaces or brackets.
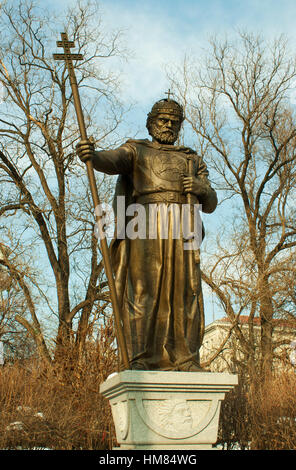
92,142,134,175
195,156,218,214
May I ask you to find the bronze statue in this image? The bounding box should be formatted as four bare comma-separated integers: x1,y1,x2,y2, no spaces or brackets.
77,98,217,371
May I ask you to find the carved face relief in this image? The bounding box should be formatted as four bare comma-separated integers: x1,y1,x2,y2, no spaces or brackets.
158,399,193,433
138,397,216,440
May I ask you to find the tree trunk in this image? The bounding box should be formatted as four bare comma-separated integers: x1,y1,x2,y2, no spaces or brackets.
259,275,274,376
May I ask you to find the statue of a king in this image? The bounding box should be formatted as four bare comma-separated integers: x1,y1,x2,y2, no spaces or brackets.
77,98,217,371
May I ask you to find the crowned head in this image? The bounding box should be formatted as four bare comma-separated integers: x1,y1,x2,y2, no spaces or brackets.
146,98,184,145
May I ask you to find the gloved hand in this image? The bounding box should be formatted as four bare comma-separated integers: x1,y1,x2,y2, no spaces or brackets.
76,139,95,163
183,174,208,197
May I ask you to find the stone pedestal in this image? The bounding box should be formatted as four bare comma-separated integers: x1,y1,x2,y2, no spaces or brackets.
100,370,238,450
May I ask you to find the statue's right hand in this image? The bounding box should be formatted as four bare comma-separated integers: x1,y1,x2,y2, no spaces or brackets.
76,139,95,163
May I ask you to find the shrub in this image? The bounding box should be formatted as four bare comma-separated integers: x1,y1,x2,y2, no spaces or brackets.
0,325,118,450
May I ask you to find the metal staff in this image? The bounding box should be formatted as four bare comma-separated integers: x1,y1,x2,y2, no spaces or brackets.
53,32,130,370
186,156,197,283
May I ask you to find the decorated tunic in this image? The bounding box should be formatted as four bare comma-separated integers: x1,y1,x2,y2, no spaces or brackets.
93,138,217,370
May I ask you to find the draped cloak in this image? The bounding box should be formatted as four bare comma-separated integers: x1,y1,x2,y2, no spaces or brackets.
93,139,217,370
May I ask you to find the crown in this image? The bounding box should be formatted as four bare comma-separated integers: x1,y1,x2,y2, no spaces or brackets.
147,98,184,122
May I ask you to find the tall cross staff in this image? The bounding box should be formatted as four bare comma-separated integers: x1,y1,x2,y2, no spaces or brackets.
53,32,130,370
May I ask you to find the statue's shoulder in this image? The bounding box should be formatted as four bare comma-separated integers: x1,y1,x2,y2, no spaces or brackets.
124,139,198,155
178,146,197,155
121,138,152,154
125,138,151,147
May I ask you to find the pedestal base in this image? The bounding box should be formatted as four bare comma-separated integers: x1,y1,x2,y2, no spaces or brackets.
100,370,238,450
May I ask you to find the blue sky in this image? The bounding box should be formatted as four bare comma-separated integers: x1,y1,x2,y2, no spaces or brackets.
47,0,296,115
25,0,296,324
96,0,296,106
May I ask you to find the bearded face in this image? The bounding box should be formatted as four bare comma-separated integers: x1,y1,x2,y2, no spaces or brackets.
147,113,181,144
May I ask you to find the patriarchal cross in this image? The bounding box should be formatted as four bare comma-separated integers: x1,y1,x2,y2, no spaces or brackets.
53,32,130,369
53,32,85,137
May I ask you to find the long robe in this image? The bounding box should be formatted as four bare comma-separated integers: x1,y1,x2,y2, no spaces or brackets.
93,139,217,370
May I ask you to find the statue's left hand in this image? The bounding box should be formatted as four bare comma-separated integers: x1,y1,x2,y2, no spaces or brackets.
183,175,207,196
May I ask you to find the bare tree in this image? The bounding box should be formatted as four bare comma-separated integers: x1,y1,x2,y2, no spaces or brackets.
0,240,51,362
0,0,129,364
168,32,296,376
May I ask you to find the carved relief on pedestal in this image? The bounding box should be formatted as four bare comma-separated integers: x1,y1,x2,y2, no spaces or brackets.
135,397,219,439
111,400,129,440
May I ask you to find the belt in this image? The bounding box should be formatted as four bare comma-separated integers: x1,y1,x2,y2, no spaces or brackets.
136,191,189,204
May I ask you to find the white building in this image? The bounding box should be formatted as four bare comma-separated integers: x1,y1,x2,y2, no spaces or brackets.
200,316,296,373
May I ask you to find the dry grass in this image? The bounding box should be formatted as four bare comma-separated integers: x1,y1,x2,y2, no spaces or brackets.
0,325,118,450
2,328,295,451
249,372,296,450
218,370,296,450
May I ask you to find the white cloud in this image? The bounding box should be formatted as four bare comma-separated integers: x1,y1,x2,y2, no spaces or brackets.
98,0,296,104
100,3,197,104
46,0,296,122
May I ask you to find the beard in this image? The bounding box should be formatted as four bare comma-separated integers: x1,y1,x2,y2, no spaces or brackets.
149,122,178,144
